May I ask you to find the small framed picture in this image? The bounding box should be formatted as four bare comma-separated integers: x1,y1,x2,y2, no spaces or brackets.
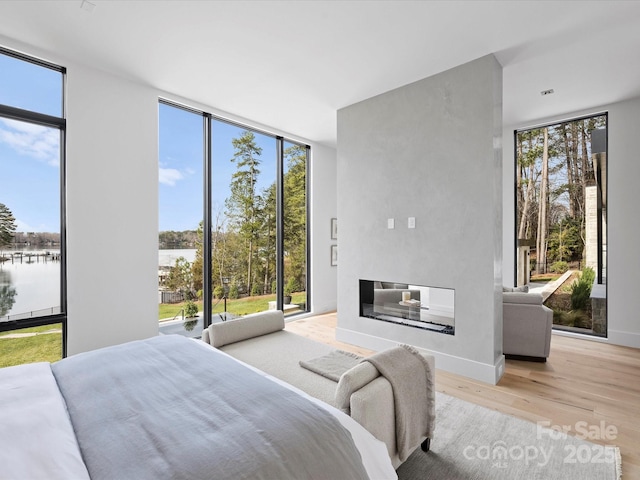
331,218,338,240
330,245,338,266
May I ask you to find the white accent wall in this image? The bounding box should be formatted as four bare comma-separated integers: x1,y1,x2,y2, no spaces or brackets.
336,55,504,384
65,62,160,354
503,97,640,349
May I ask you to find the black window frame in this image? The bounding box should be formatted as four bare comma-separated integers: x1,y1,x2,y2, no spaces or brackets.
159,99,311,330
0,47,67,357
513,112,608,337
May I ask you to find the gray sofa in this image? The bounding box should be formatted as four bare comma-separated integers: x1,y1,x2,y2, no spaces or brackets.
503,291,553,361
201,310,435,468
373,282,420,307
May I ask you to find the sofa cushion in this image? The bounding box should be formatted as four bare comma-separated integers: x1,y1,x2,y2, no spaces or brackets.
206,310,285,347
503,292,543,305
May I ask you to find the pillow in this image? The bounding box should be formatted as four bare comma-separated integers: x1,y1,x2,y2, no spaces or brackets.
206,310,284,348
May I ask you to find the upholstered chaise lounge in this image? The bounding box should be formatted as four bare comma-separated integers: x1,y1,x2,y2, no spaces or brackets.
201,310,435,468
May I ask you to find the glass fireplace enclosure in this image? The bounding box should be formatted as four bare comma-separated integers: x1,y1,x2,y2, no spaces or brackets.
359,280,455,335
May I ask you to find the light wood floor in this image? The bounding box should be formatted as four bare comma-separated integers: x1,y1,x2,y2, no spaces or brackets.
287,312,640,478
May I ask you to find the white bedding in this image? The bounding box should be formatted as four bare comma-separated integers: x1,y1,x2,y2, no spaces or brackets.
0,362,90,480
0,340,397,480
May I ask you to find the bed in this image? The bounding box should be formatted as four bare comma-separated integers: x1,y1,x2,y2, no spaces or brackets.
0,335,397,480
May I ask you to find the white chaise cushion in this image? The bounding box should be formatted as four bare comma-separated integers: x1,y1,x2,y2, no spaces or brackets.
206,310,285,347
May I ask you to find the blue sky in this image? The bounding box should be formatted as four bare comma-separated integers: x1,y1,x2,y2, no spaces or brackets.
0,53,61,233
1,52,280,234
159,103,277,232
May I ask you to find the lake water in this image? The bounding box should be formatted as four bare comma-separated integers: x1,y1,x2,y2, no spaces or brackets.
159,249,197,267
0,251,61,320
1,249,195,321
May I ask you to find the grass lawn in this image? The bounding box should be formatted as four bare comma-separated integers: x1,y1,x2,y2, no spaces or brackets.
159,292,307,321
0,324,62,368
1,293,309,367
530,273,562,283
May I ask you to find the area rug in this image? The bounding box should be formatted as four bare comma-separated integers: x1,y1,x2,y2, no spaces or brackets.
397,392,621,480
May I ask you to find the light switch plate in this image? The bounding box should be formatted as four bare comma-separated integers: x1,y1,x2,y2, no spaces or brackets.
387,218,395,229
408,217,416,228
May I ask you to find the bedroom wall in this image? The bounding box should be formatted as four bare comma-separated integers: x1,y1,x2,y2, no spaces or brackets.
336,55,504,384
1,34,339,355
65,64,160,354
503,96,640,349
309,143,339,314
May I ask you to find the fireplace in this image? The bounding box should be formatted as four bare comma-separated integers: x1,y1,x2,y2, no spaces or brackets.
359,279,455,335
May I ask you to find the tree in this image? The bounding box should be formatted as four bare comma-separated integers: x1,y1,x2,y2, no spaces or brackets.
165,256,195,300
225,131,262,295
0,270,17,317
0,203,17,249
259,182,276,294
536,127,550,274
517,130,543,240
283,145,307,289
547,217,583,263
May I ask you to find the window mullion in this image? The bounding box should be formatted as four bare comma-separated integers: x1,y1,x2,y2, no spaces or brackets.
203,114,213,328
276,136,284,311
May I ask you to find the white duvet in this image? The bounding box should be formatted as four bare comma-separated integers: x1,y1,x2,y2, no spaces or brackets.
0,362,90,480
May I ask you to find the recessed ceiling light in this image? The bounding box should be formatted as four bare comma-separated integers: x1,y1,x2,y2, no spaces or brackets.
541,89,554,96
80,0,96,13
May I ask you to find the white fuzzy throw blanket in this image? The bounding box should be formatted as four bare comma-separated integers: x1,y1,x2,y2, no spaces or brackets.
364,344,435,462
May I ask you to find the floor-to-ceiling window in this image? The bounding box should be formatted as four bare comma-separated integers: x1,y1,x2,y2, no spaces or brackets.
515,113,607,337
158,102,204,336
0,48,66,366
282,141,309,314
158,101,309,337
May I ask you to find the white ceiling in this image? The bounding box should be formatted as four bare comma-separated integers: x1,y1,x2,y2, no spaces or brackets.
1,0,640,146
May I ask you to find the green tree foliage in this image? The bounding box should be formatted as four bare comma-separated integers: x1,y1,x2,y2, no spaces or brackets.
571,267,596,310
191,222,204,295
165,256,195,300
283,145,307,291
213,285,224,299
162,134,308,307
0,270,17,317
0,203,17,249
546,217,583,263
159,230,198,249
184,300,199,318
284,277,299,297
225,131,262,295
549,261,569,274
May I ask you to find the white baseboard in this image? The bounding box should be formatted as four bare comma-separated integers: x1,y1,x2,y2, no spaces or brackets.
552,328,640,349
608,329,640,348
336,327,505,385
